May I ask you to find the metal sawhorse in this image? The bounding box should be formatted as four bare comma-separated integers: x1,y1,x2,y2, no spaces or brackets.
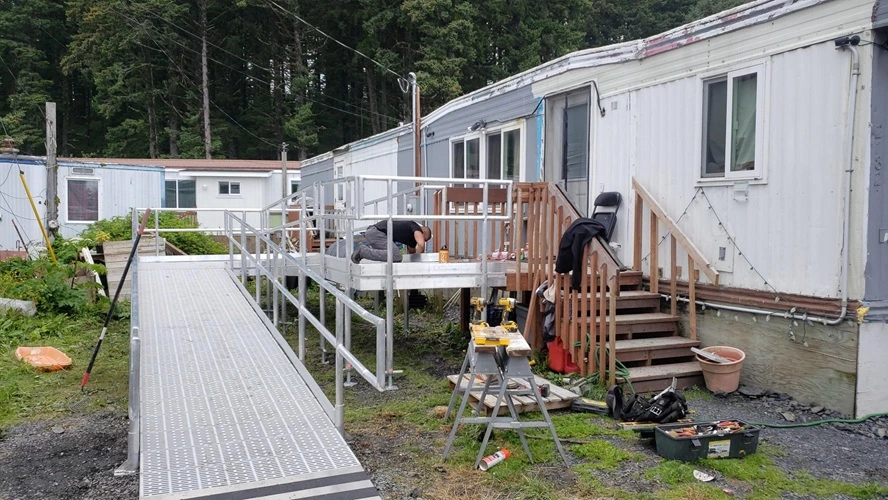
442,341,568,468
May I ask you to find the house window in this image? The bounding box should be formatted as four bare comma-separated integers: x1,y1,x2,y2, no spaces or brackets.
67,178,99,222
701,66,764,179
219,181,240,195
451,126,522,184
164,180,196,208
290,180,300,194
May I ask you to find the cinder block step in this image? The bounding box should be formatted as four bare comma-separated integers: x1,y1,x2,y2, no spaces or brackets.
621,361,704,394
615,337,701,364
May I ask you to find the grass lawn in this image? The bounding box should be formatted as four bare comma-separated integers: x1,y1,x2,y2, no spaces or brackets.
0,310,131,429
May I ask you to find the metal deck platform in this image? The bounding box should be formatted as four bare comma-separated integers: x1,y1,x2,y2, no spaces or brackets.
138,260,380,500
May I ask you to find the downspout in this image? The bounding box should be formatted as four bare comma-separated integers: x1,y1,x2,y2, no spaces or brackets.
662,37,861,327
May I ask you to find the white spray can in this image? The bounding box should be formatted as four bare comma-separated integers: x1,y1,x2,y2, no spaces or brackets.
479,449,510,471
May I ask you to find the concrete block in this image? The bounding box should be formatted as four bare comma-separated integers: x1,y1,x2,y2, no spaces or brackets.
0,297,37,317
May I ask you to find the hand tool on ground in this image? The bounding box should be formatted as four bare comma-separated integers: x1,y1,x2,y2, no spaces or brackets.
81,209,151,391
691,347,733,364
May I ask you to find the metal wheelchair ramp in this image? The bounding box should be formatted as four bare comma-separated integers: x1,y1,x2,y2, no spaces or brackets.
138,260,379,499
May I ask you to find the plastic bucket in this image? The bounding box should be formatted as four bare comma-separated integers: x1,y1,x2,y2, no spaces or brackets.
696,346,745,393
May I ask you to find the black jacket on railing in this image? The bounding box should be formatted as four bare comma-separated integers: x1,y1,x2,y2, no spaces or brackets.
555,217,608,291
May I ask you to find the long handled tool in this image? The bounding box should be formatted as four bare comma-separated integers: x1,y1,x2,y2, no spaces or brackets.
81,209,151,392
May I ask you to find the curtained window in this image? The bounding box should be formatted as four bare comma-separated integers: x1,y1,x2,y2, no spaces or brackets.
68,179,99,222
701,66,763,180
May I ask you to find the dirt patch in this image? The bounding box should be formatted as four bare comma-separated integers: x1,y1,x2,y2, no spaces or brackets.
0,412,137,500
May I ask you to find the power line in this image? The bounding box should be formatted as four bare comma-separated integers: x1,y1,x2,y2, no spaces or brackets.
121,12,398,127
265,0,404,80
136,6,401,123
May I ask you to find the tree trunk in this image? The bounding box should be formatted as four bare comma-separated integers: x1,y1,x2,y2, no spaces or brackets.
147,69,158,159
200,0,212,160
366,70,381,135
169,112,180,157
291,17,308,160
61,74,70,157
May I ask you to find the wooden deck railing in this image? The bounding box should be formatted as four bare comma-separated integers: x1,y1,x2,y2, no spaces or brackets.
632,177,719,340
433,182,623,385
432,187,510,259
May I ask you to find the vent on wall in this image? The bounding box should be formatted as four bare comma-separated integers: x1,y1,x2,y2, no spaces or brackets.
72,167,94,175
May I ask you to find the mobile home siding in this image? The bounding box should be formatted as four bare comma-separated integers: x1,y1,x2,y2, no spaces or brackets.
539,0,875,299
0,158,163,251
422,86,540,182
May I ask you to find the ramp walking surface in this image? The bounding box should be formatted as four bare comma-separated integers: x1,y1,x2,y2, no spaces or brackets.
139,261,379,499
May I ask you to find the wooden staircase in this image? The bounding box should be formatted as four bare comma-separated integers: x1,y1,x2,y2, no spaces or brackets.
432,179,719,393
502,182,718,393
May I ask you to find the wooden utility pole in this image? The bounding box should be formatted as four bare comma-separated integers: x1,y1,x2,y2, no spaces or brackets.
45,102,58,237
410,73,421,178
200,0,212,160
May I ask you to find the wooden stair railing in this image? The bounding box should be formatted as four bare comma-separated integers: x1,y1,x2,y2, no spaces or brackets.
511,183,622,386
431,182,626,386
631,177,719,340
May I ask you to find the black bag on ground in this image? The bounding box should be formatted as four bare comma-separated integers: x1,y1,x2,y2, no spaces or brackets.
606,385,688,424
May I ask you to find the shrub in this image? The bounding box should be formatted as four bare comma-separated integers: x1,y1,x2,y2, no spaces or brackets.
0,258,94,314
80,213,226,255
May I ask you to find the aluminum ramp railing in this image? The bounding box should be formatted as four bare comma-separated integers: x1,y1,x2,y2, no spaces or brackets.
135,259,380,499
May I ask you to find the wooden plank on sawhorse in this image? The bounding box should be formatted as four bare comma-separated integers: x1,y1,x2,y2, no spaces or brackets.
446,374,578,416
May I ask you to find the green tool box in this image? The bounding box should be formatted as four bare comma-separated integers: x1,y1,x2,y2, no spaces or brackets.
654,420,761,461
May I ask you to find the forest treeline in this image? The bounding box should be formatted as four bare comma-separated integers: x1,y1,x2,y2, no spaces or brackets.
0,0,744,160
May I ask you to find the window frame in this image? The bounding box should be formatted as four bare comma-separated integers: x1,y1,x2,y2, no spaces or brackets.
218,180,241,196
66,176,101,224
697,63,767,184
165,179,196,209
449,121,525,182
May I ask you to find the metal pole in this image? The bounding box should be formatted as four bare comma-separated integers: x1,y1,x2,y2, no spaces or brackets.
335,301,345,434
255,224,261,304
345,177,355,387
298,190,308,361
319,182,327,364
280,144,289,330
154,209,160,256
480,182,489,319
385,178,396,390
45,102,58,238
410,73,421,179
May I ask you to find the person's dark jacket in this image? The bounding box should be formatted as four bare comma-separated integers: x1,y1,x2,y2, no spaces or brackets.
554,218,608,290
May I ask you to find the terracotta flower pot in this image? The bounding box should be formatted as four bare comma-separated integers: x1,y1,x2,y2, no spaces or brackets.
696,346,745,393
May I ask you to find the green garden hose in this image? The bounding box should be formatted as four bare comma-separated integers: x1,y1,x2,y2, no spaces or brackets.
749,412,888,429
574,339,635,395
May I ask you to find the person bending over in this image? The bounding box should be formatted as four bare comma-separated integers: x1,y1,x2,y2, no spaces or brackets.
352,220,432,263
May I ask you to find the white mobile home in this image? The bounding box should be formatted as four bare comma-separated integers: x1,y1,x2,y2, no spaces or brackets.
302,0,888,416
66,158,301,229
0,155,164,251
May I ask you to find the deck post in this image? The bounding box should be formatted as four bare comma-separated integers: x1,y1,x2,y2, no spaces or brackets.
688,254,697,341
633,193,643,271
385,179,396,390
345,178,355,386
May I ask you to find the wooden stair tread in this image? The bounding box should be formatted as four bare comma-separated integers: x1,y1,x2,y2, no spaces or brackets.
615,337,700,352
587,312,677,324
623,361,702,381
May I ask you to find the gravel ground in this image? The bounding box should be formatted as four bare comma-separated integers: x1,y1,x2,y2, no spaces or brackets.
0,412,138,500
1,388,886,500
691,388,888,486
